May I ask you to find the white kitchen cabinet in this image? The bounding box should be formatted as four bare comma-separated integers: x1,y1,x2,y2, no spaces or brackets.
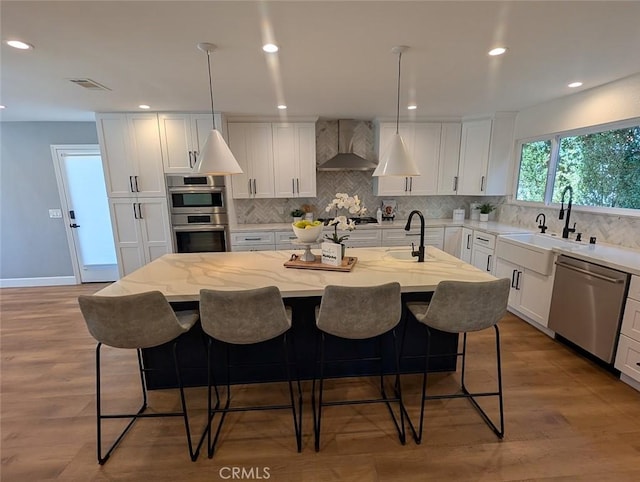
469,230,496,274
230,231,276,251
275,230,301,251
494,257,554,327
228,123,275,199
460,227,473,263
96,113,166,198
158,113,223,173
443,226,462,257
458,119,492,195
272,123,317,198
381,227,444,250
436,123,462,195
374,123,441,196
108,197,172,277
336,229,381,248
616,275,640,390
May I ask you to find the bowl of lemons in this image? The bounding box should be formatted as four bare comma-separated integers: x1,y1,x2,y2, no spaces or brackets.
292,220,324,243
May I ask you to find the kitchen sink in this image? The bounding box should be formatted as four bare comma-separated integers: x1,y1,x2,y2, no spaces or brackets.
383,248,434,262
496,233,584,275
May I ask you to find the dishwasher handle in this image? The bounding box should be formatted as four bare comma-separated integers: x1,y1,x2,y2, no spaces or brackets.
555,260,625,284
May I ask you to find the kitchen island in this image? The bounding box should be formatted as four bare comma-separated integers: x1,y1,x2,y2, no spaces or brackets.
96,247,496,387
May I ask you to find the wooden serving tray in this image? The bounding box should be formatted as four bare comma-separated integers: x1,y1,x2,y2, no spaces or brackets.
284,254,358,272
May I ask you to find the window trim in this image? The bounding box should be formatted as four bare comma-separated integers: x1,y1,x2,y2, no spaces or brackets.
510,117,640,218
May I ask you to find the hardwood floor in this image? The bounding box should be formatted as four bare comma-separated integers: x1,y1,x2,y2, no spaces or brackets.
2,284,640,481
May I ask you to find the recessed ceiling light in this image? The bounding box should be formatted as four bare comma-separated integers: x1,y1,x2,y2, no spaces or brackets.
277,104,287,110
568,82,583,88
407,105,417,110
6,39,34,50
0,105,5,109
488,47,507,56
263,43,279,53
138,104,151,109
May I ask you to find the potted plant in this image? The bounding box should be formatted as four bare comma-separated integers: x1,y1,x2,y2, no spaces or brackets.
479,202,495,222
290,208,304,222
323,193,366,258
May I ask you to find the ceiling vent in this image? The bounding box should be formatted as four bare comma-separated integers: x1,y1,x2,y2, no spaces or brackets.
68,78,111,91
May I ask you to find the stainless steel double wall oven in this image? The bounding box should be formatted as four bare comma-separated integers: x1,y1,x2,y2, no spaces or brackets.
167,175,229,253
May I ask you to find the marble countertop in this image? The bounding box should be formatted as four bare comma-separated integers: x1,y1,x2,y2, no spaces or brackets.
550,243,640,277
96,247,496,301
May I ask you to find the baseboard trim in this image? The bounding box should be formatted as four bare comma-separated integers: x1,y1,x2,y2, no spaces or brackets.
508,307,556,338
0,276,77,288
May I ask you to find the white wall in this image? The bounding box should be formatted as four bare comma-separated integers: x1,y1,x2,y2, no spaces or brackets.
515,73,640,140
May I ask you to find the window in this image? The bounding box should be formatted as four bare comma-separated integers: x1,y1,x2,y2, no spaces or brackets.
516,123,640,211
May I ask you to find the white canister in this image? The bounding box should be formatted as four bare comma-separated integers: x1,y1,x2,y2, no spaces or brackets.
452,209,465,222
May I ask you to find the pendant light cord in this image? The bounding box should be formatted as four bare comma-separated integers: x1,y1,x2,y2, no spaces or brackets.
395,51,402,135
206,51,217,130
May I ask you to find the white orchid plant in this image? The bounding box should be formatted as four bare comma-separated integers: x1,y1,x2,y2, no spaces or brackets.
324,193,366,244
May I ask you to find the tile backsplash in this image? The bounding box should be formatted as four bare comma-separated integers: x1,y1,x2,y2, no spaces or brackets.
498,204,640,249
234,170,503,223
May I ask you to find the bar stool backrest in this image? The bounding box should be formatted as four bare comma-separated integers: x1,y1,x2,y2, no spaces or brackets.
199,286,291,345
78,291,192,349
422,279,510,333
316,282,402,339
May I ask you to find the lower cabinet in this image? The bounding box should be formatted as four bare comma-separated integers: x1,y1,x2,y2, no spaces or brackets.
381,227,444,250
109,198,172,277
494,257,554,327
615,275,640,390
460,227,473,263
443,226,462,257
339,229,382,248
229,231,275,251
469,231,496,274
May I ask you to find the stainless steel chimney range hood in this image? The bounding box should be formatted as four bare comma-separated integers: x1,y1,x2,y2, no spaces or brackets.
317,120,378,171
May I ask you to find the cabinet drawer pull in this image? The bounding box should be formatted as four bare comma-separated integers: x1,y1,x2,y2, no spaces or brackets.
244,237,262,241
476,236,489,243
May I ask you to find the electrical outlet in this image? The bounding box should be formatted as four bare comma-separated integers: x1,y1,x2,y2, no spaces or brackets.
49,209,62,218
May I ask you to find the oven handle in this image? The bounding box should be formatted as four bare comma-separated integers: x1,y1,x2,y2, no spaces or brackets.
172,225,227,232
168,187,225,194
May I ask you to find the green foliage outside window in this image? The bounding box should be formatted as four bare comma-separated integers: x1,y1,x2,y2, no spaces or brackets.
517,125,640,210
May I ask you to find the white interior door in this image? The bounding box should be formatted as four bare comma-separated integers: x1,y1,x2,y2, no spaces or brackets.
52,145,118,283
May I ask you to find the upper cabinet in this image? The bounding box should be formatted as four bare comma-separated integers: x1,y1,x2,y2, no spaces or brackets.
228,122,275,199
457,118,492,195
96,113,166,198
228,122,317,199
272,123,317,198
158,113,224,173
436,123,463,195
374,122,443,196
457,113,516,196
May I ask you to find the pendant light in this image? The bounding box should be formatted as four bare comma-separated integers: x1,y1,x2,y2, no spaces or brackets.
373,46,420,177
194,43,243,175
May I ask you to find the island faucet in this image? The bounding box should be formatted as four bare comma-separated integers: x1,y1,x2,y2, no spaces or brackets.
405,210,425,262
559,185,576,239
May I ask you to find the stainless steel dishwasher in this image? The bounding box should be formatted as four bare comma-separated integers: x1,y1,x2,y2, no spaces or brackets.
548,255,629,364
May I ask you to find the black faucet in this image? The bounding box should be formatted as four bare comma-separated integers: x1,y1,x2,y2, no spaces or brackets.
405,210,425,262
559,185,576,239
535,213,547,233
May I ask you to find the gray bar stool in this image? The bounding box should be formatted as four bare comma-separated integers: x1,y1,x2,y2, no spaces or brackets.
77,290,200,464
199,286,302,458
401,278,510,443
312,282,406,451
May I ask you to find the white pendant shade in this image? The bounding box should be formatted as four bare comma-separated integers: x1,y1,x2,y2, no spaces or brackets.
372,133,420,176
194,129,243,175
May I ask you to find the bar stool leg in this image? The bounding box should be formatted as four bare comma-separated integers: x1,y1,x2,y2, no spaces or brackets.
282,333,303,452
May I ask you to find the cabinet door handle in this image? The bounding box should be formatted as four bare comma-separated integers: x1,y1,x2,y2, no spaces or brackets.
404,177,408,192
188,151,192,168
248,180,252,195
129,176,135,193
134,176,140,192
137,203,144,219
480,175,485,192
511,269,517,288
466,234,471,250
409,177,413,192
132,203,138,219
453,176,458,191
253,179,257,195
515,270,522,290
296,178,300,194
486,254,492,272
292,178,295,195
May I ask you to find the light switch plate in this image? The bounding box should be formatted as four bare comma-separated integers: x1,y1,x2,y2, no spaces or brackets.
49,209,62,218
